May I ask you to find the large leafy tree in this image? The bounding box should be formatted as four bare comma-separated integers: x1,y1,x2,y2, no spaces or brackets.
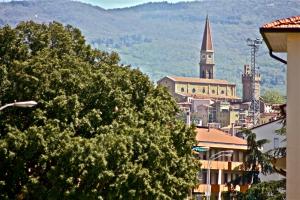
0,21,197,199
261,90,285,104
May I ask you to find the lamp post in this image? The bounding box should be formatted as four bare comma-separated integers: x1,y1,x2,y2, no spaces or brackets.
0,101,38,111
206,150,233,200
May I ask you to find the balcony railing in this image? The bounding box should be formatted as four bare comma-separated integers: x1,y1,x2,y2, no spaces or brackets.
193,184,250,193
200,160,243,171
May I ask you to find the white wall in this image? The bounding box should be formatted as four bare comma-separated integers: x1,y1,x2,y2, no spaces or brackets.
252,120,286,181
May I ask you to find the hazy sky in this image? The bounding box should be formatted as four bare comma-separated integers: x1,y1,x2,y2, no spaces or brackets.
77,0,197,9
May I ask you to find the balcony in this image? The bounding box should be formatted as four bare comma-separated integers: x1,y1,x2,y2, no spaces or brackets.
200,160,243,171
193,184,250,193
193,184,227,193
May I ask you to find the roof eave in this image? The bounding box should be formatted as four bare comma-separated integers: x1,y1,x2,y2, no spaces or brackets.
260,27,300,52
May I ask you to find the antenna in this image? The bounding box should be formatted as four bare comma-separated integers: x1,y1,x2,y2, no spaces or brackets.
247,38,262,126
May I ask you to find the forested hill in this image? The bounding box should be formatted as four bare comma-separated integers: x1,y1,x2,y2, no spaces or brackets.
0,0,299,94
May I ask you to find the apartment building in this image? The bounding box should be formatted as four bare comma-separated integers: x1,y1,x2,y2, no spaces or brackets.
193,127,249,200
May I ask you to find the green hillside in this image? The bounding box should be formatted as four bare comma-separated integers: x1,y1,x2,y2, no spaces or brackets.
0,0,297,95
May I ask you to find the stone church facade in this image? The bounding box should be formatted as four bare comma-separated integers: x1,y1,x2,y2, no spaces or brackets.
158,16,240,102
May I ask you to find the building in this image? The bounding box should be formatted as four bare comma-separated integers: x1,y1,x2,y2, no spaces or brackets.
200,15,215,79
242,64,261,102
258,112,279,125
191,104,212,126
193,127,249,200
251,119,286,182
157,76,239,102
157,16,240,103
214,101,239,128
260,15,299,199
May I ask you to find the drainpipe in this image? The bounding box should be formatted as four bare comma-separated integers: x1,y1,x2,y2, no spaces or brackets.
269,50,287,64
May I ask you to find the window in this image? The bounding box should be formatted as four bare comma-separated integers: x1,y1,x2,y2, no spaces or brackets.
212,90,215,94
221,90,225,95
208,54,212,58
181,88,184,92
203,153,207,160
224,173,228,184
202,88,206,93
192,88,196,93
202,171,207,184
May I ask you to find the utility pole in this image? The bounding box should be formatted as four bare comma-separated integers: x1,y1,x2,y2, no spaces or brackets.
247,38,262,126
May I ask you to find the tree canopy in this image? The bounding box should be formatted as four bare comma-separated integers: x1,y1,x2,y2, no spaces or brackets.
0,21,197,199
261,90,285,105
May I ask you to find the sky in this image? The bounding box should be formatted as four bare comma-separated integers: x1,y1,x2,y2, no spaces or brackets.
76,0,197,9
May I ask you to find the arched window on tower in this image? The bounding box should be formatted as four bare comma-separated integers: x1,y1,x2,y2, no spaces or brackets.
206,70,209,78
209,70,213,79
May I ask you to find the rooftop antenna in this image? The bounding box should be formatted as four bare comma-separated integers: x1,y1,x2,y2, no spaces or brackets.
247,38,262,126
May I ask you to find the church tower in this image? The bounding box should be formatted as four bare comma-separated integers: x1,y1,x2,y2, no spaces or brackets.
200,15,215,79
242,64,261,102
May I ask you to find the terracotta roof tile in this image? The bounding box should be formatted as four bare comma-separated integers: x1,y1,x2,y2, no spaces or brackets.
168,76,235,85
262,16,300,29
196,128,247,146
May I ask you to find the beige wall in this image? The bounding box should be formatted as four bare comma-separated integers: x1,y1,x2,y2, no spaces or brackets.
175,82,236,98
158,77,237,102
287,34,300,200
192,105,209,126
216,110,239,127
157,77,175,96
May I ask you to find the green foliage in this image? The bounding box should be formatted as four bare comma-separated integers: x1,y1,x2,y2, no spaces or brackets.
244,179,286,200
261,90,285,104
225,130,286,200
222,179,286,200
232,129,273,186
0,21,197,199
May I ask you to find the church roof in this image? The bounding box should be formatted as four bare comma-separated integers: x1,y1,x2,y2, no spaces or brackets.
201,15,214,51
167,76,235,85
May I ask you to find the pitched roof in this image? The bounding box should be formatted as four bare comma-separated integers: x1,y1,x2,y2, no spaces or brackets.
201,15,214,51
250,118,283,130
196,127,247,149
167,76,235,85
262,16,300,29
260,16,300,53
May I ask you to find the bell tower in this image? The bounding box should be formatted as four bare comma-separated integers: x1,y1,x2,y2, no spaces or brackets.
200,15,215,79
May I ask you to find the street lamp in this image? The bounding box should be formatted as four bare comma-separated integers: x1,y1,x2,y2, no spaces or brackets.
0,101,38,111
206,150,234,200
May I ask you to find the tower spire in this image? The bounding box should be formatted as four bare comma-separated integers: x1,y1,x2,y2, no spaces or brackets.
201,15,213,52
199,15,215,79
